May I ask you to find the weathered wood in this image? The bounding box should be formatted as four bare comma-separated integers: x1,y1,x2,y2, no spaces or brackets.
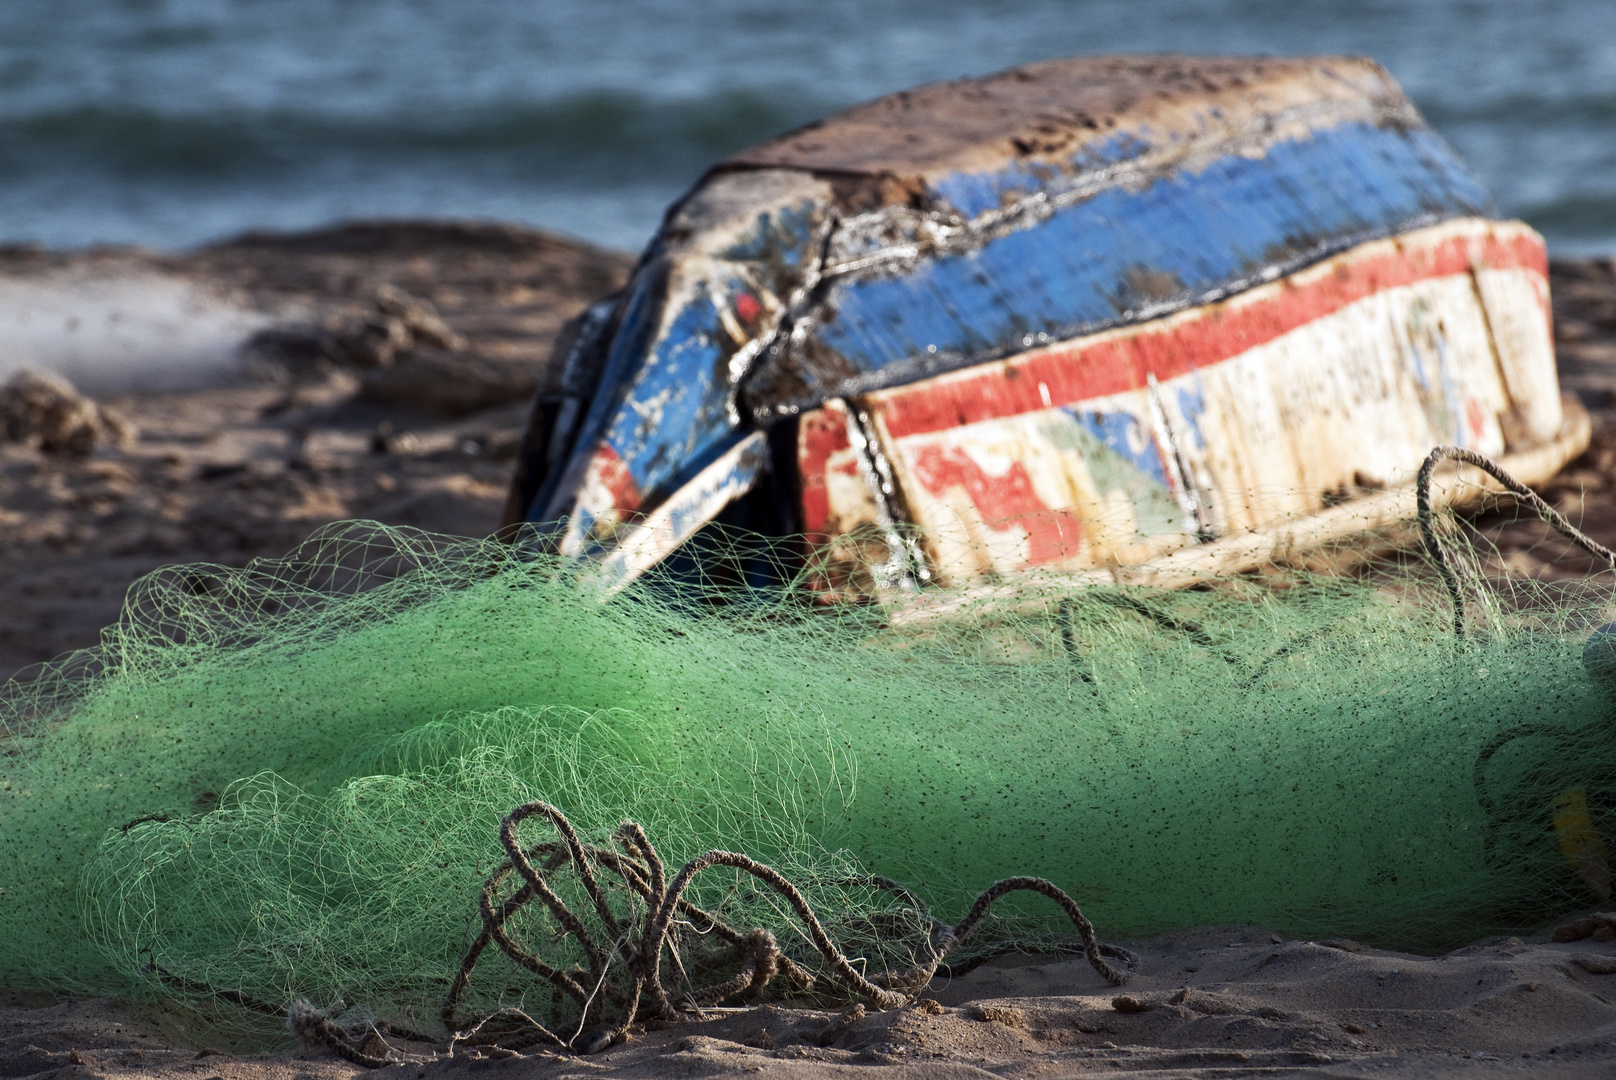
514,55,1577,596
886,394,1590,626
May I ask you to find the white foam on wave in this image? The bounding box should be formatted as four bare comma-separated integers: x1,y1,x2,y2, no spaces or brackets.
0,269,275,394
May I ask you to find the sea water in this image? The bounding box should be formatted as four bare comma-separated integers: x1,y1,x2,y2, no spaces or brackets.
0,0,1611,255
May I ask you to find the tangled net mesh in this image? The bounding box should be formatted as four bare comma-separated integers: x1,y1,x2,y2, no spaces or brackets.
4,461,1616,1047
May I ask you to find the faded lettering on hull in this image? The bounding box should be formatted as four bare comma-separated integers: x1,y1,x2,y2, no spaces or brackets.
904,435,1089,577
797,218,1558,586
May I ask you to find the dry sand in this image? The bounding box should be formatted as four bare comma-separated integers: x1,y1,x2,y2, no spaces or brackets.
5,231,1616,1077
0,221,632,679
6,927,1616,1079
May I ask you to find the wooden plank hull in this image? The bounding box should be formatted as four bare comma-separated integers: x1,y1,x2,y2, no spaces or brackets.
509,56,1585,596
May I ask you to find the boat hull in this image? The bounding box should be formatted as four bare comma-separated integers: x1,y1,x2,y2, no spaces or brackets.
505,56,1585,595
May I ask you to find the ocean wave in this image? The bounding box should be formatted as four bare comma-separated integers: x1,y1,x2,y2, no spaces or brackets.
1420,91,1616,129
0,91,830,186
1520,193,1616,237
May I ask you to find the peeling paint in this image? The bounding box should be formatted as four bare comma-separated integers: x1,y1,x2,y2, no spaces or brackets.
588,432,771,595
795,219,1563,588
514,56,1574,595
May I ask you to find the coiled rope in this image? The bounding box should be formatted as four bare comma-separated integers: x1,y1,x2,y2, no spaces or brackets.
292,800,1134,1064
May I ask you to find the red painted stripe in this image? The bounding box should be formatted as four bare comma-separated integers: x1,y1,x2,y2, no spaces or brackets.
908,443,1084,565
579,440,642,516
874,224,1546,440
797,401,851,542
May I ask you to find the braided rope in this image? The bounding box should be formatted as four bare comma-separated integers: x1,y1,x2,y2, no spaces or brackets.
1417,446,1615,639
430,800,1132,1060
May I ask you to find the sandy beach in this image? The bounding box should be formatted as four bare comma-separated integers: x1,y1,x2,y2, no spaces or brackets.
0,222,631,680
4,925,1616,1078
6,227,1616,1077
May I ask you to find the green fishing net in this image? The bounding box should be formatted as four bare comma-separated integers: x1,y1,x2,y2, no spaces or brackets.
2,507,1615,1039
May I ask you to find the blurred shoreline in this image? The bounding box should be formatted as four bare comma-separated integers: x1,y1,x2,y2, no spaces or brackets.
3,2,1614,255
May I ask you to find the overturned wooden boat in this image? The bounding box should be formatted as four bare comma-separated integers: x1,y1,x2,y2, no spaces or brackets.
504,54,1586,599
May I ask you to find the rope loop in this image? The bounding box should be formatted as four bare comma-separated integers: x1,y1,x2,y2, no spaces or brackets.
1417,446,1615,640
427,800,1131,1060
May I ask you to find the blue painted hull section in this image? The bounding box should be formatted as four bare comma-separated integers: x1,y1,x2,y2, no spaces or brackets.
541,119,1488,526
804,123,1490,403
538,205,821,536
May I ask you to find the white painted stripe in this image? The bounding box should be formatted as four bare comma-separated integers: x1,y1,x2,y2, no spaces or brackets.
586,431,771,595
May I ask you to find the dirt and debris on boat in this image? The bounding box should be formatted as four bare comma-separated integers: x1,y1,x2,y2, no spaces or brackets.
505,54,1587,600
